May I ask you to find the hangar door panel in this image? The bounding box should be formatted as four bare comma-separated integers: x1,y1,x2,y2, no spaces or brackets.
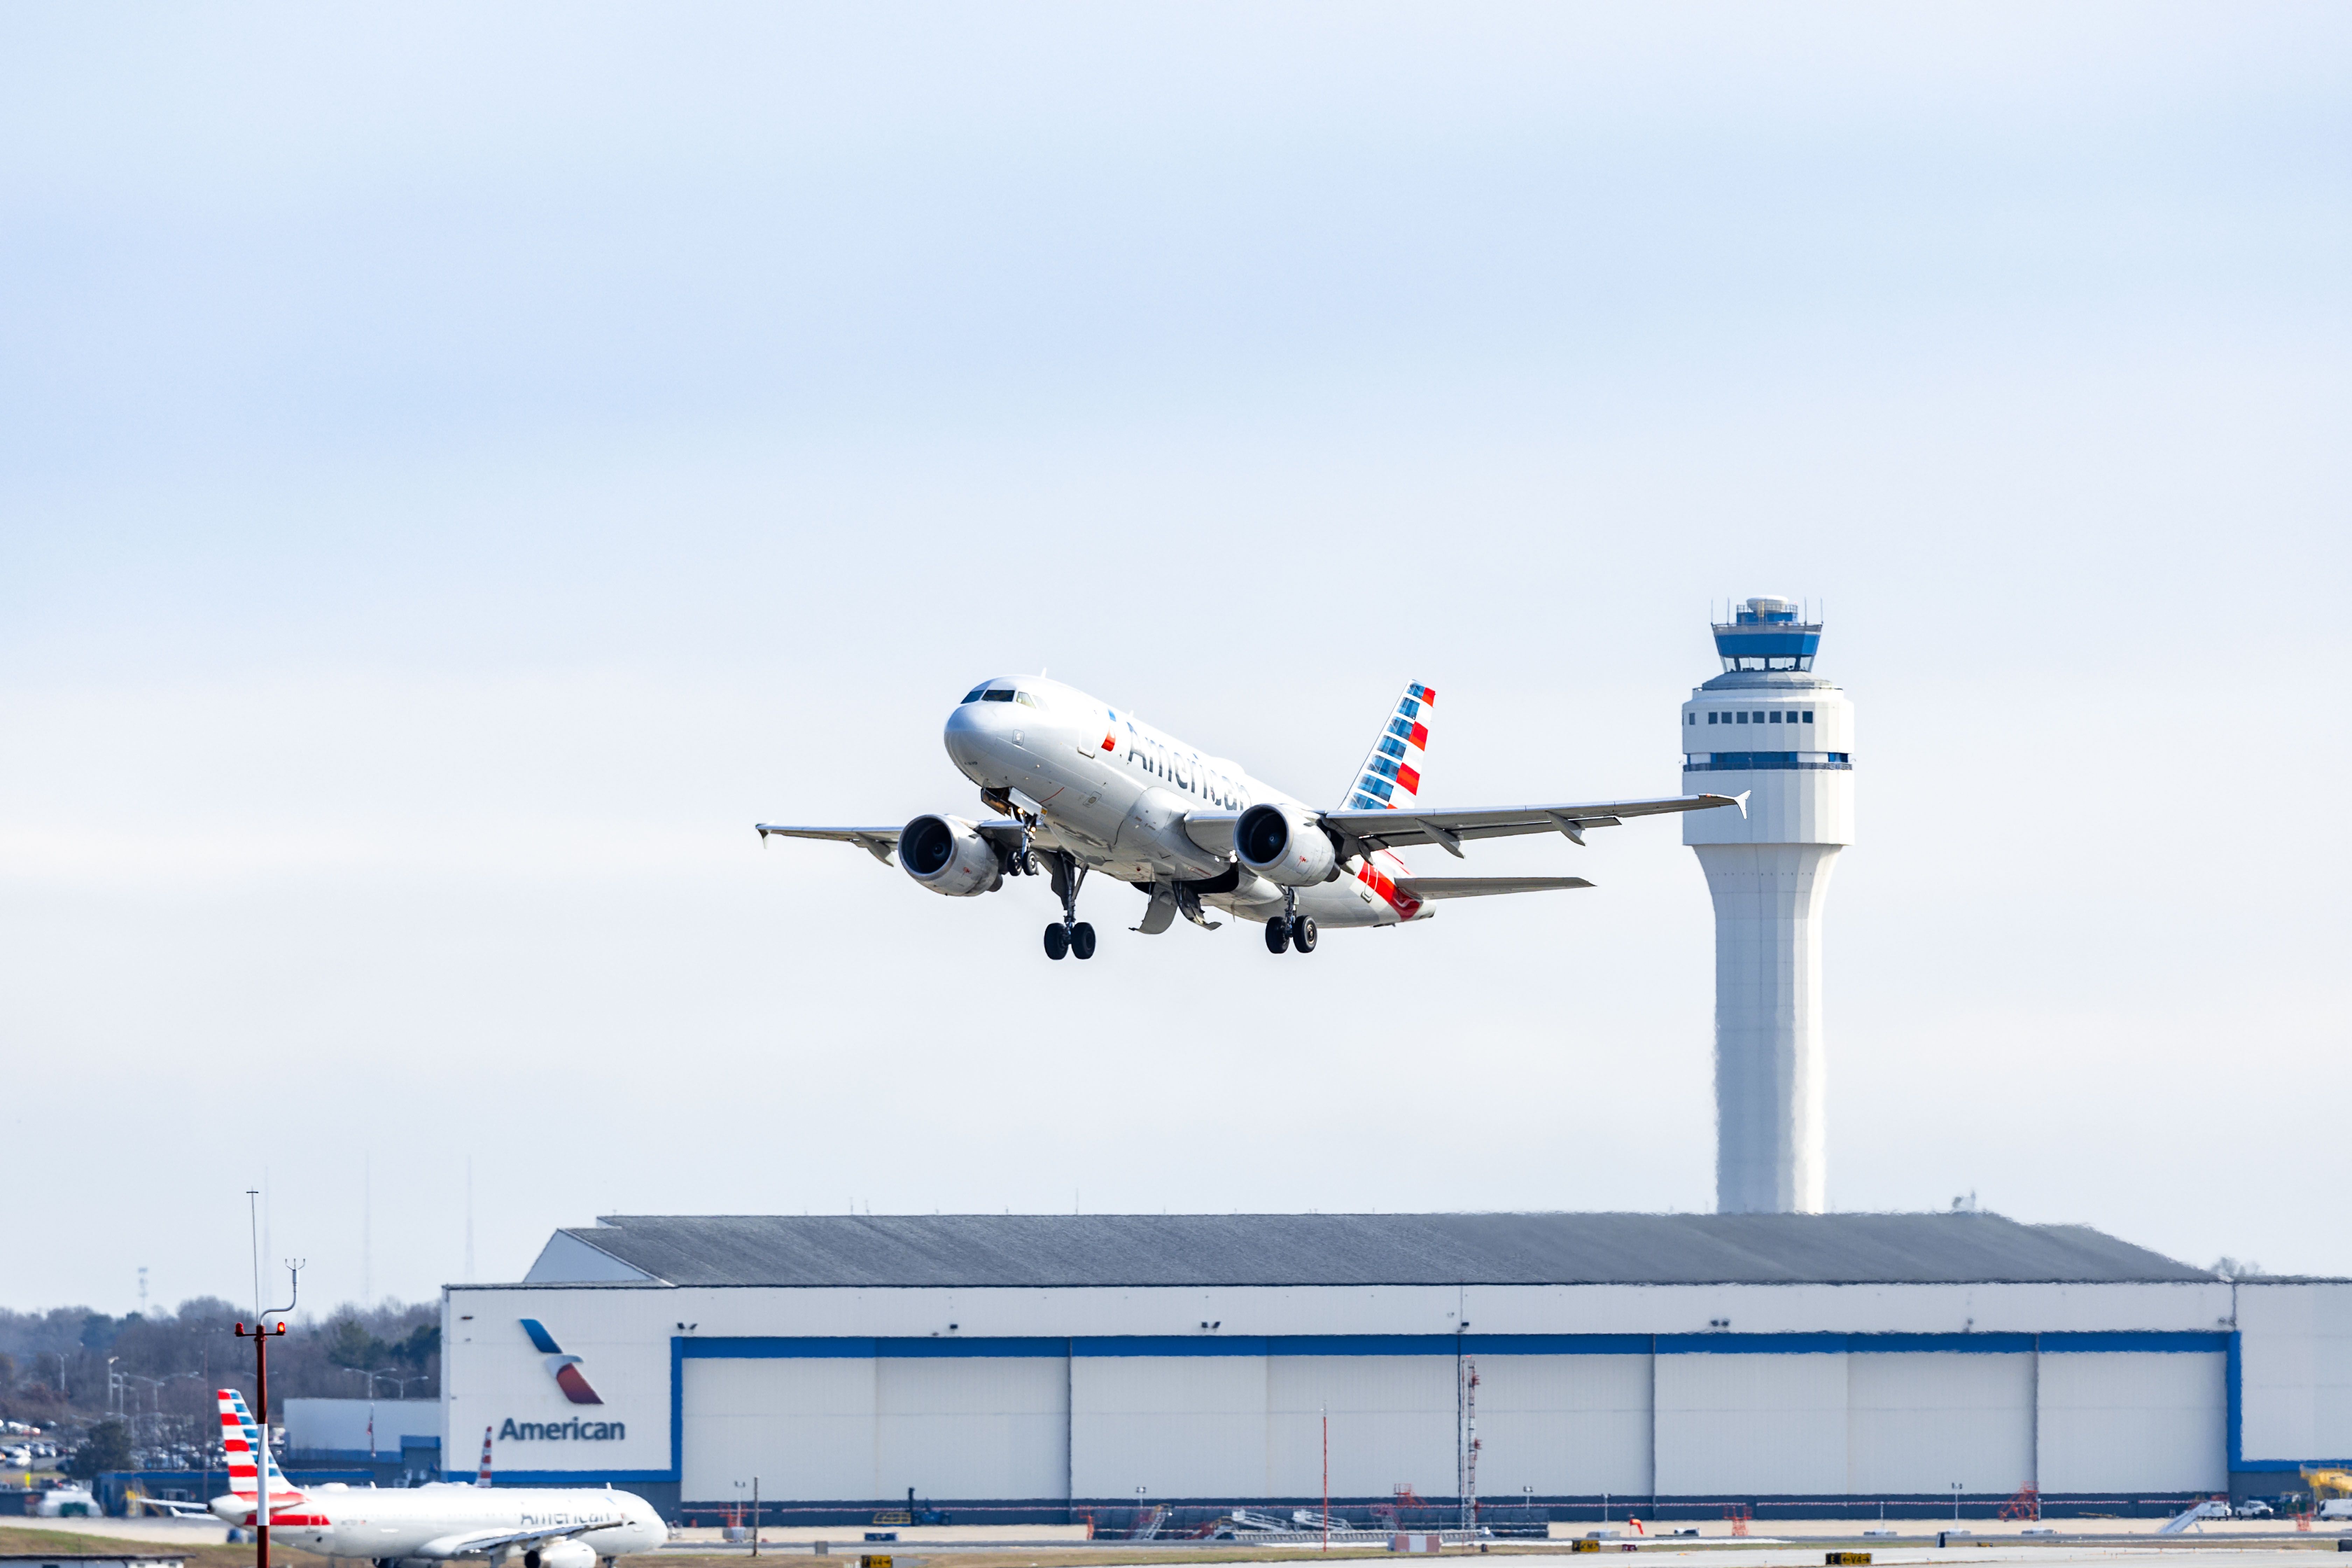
1656,1352,1847,1496
1846,1352,2032,1496
1265,1356,1455,1499
683,1357,876,1502
2038,1352,2225,1493
876,1357,1069,1500
1476,1355,1653,1497
1073,1355,1265,1499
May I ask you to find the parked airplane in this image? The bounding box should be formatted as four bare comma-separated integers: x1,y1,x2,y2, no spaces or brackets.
759,677,1739,959
149,1391,664,1567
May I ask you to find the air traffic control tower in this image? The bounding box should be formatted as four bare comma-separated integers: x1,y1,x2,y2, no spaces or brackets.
1681,597,1855,1214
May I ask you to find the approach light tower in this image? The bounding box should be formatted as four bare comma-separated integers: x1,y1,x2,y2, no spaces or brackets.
1681,596,1855,1214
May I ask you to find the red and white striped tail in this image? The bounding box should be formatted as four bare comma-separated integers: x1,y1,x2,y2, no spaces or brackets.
218,1389,304,1509
476,1425,493,1488
218,1388,260,1499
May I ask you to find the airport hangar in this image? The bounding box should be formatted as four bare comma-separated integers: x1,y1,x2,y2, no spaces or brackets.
443,1212,2351,1524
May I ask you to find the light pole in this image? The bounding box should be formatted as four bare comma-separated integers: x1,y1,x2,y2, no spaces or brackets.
1951,1483,1963,1524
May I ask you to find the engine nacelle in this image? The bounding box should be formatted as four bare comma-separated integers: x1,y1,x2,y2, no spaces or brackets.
898,814,1002,897
522,1542,598,1568
1233,803,1338,887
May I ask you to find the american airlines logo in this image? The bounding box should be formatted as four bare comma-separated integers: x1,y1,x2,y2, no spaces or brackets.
520,1319,603,1404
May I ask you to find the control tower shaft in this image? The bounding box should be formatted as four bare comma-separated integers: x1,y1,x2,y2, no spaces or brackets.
1681,597,1856,1214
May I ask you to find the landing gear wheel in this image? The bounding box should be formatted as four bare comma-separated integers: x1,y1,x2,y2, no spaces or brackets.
1070,922,1097,960
1043,923,1069,960
1289,915,1318,953
1265,917,1292,954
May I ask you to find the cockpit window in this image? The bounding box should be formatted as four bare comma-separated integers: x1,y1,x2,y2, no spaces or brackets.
980,688,1015,702
1013,690,1040,708
961,686,989,704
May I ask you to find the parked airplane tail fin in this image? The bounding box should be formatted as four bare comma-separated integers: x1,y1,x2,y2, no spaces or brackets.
478,1426,493,1488
1339,682,1435,812
218,1389,259,1499
220,1387,303,1507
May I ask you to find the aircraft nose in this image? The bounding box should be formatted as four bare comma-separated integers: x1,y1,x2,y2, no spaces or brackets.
942,699,995,770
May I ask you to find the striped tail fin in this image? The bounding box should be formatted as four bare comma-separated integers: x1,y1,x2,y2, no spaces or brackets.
1341,682,1435,812
477,1425,493,1488
219,1388,303,1507
217,1388,260,1499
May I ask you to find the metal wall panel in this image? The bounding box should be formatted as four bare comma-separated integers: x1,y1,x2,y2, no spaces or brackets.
1072,1354,1267,1498
2240,1281,2352,1464
2037,1352,2225,1492
1656,1352,1848,1495
875,1357,1069,1501
1474,1355,1653,1498
1844,1352,2033,1496
682,1355,877,1501
1263,1355,1457,1499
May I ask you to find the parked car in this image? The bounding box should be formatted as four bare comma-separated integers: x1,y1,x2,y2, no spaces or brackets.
2234,1499,2274,1519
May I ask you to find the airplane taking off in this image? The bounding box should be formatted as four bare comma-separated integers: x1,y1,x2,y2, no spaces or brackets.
148,1390,665,1567
759,677,1740,960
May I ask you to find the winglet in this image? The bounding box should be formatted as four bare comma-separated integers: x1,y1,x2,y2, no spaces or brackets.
1734,790,1751,819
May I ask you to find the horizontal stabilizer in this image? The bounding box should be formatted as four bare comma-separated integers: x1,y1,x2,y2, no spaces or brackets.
1396,876,1594,900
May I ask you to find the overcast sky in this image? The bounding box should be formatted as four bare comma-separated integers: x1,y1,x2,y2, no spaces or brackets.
5,3,2348,1314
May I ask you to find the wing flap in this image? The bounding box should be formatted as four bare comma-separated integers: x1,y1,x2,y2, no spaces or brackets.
1396,876,1595,900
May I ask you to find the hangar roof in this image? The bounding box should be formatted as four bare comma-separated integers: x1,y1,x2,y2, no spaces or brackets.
519,1212,2213,1288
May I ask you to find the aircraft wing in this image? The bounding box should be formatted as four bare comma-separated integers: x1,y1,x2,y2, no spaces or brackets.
134,1497,217,1518
1321,794,1742,858
414,1520,626,1559
1396,876,1594,899
754,819,1030,865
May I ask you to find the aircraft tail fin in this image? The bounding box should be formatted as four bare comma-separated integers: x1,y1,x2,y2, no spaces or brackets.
478,1425,493,1488
220,1388,303,1506
218,1389,260,1499
1338,682,1435,813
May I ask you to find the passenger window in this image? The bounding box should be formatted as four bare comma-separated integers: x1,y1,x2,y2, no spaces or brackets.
981,689,1014,702
1803,711,1814,722
962,687,988,704
1736,712,1748,724
1707,712,1719,725
1768,712,1782,723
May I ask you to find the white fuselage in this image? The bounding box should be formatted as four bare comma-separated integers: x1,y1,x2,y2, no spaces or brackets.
210,1482,666,1563
944,677,1423,927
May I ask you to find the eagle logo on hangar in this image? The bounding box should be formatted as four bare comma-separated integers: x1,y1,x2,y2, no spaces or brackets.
520,1319,603,1404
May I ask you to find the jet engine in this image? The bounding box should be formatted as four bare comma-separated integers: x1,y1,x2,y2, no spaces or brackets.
522,1542,598,1568
898,814,1002,897
1233,803,1338,887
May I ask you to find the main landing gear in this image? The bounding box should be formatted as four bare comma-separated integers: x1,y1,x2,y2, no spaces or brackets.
1264,889,1317,955
1043,848,1096,961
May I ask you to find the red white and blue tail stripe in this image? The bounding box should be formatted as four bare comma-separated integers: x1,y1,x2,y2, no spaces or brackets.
1344,682,1434,812
478,1424,494,1487
217,1388,305,1513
